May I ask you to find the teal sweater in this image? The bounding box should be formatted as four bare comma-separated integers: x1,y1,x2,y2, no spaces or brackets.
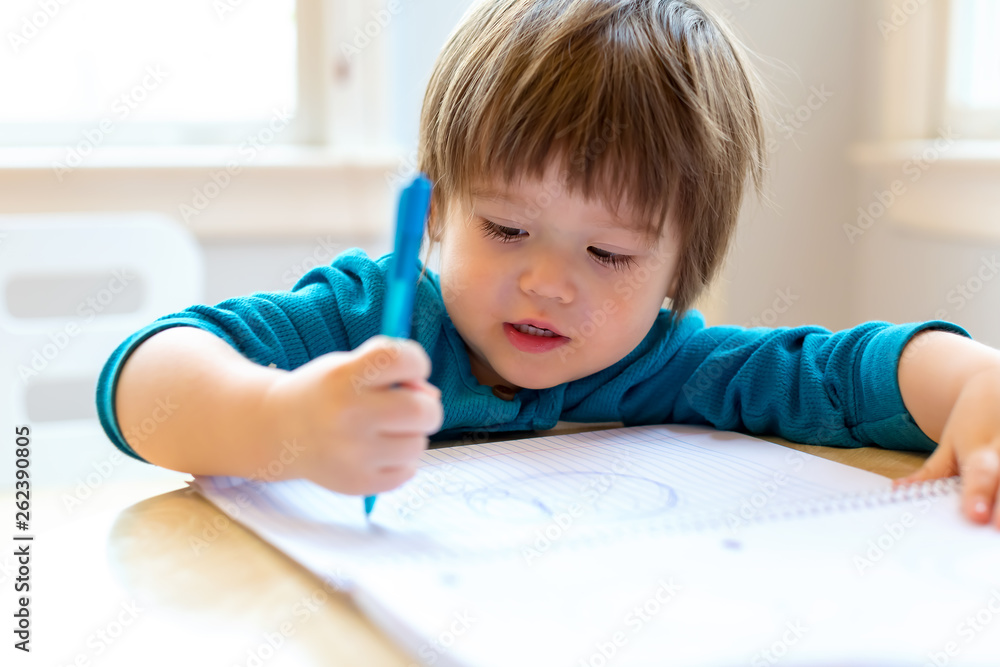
96,249,970,463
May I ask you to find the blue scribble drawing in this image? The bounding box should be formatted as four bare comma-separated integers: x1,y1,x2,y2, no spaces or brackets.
463,472,678,524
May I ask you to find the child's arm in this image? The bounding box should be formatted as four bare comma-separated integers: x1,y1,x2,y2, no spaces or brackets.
894,331,1000,527
568,315,971,452
114,326,442,495
114,325,286,477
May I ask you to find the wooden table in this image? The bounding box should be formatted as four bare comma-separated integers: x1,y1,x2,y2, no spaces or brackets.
10,426,930,667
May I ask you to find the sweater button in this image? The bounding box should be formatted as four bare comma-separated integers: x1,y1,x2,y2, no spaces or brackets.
492,384,518,401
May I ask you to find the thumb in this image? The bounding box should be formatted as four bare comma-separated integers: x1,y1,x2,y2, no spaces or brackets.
893,442,958,487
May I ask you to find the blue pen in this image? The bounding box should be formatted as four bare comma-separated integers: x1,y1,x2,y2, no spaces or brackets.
365,173,432,518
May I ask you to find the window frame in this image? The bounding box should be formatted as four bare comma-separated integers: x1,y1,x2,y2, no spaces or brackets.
0,0,403,240
851,0,1000,244
0,0,394,151
942,0,1000,140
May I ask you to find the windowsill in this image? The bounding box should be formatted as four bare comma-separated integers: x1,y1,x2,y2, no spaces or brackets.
849,140,1000,242
849,139,1000,167
0,145,410,240
0,145,406,170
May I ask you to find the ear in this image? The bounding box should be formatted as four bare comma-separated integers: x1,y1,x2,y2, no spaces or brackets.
666,273,679,300
426,197,442,242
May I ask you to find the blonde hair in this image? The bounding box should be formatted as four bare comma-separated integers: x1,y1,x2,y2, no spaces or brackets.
419,0,768,322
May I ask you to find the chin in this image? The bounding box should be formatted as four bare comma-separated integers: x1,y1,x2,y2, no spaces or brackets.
500,366,570,391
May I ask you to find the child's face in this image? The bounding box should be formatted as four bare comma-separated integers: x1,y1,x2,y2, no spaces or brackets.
436,159,681,390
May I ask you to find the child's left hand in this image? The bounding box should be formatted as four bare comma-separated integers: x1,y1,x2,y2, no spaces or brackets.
893,367,1000,528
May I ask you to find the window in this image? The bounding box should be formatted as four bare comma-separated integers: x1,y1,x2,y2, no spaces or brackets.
0,0,416,239
946,0,1000,138
0,0,316,147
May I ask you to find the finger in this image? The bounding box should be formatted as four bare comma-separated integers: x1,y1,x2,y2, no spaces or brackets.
368,463,420,494
893,443,958,486
364,434,430,469
994,487,1000,530
369,385,444,435
345,336,432,391
318,459,419,496
958,447,1000,526
394,378,442,400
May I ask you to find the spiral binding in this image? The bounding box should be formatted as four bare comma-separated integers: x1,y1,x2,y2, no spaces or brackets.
358,475,965,567
194,474,964,569
569,475,964,560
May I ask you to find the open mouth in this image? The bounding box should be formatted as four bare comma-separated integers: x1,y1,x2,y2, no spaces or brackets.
511,323,559,338
503,322,570,353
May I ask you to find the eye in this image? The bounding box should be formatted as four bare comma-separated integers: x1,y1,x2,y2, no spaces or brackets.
481,219,526,243
589,247,637,271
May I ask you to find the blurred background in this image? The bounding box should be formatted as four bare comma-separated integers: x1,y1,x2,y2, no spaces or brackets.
0,0,998,524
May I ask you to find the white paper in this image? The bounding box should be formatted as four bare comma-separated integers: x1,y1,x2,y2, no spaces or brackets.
190,425,1000,666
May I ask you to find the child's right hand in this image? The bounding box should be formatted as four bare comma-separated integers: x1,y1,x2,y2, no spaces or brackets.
260,336,444,496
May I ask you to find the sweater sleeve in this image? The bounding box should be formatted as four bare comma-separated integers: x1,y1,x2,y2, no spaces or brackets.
95,249,404,463
563,311,972,452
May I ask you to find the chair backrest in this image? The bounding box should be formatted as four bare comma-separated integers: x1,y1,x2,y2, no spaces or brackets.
0,212,203,486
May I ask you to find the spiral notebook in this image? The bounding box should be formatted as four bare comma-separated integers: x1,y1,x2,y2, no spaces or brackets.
190,424,1000,667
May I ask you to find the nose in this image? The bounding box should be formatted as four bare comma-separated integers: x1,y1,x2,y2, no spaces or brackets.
518,255,576,304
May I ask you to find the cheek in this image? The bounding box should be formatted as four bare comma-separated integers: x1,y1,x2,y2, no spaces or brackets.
439,246,495,318
596,277,665,335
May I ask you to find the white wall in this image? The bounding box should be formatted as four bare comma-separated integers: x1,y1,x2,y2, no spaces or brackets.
700,0,864,331
189,0,1000,352
393,0,867,335
394,0,876,335
200,0,481,303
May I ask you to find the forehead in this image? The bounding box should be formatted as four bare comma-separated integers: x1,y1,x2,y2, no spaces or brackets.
468,176,653,237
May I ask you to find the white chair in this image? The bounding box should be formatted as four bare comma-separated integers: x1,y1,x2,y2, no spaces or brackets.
0,212,203,490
